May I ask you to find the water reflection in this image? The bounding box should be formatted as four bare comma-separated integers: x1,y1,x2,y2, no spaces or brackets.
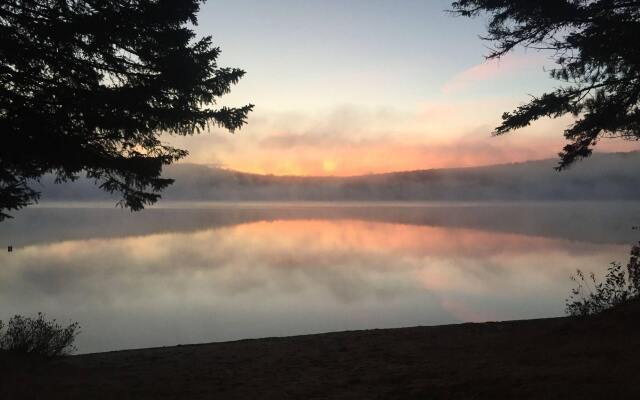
0,203,637,353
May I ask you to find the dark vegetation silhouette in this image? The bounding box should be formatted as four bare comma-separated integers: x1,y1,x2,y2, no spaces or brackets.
0,0,252,220
451,1,640,169
0,313,79,357
566,242,640,316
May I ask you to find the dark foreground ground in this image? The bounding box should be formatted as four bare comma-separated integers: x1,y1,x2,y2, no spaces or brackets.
3,302,640,399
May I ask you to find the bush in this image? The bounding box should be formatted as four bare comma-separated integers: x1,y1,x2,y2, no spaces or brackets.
0,313,80,357
566,242,640,316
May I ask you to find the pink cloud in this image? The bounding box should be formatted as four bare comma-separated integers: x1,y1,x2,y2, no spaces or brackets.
442,54,544,94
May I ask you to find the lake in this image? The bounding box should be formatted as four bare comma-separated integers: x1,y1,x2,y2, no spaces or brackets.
1,202,638,353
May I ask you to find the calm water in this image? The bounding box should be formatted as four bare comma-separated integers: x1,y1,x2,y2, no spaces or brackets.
1,202,638,353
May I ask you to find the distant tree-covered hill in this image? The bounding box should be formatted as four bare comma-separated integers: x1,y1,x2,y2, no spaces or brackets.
34,152,640,202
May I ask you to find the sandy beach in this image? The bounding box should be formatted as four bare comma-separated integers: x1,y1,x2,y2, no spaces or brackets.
3,301,640,399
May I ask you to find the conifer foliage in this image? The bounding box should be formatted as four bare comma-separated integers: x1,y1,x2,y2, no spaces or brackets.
452,1,640,168
0,0,252,219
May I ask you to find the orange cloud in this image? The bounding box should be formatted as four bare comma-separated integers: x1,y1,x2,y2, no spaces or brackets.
166,104,640,176
224,138,561,176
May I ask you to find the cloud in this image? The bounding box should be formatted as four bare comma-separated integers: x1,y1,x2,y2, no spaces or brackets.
163,103,640,176
1,215,626,352
441,54,545,94
259,132,338,149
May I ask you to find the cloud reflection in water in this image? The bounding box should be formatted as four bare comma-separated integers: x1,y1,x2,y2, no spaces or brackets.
0,209,628,353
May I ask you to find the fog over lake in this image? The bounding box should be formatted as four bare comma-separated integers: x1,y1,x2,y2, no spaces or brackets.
1,202,638,353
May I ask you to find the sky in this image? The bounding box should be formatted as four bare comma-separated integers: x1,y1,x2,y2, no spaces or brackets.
166,0,638,176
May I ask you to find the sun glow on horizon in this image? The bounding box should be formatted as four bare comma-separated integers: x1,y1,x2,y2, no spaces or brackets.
166,96,640,177
174,128,640,177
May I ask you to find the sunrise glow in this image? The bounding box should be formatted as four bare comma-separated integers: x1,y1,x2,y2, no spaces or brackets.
152,2,640,177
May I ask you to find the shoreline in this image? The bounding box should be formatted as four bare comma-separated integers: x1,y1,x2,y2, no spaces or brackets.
4,304,640,399
74,316,564,357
